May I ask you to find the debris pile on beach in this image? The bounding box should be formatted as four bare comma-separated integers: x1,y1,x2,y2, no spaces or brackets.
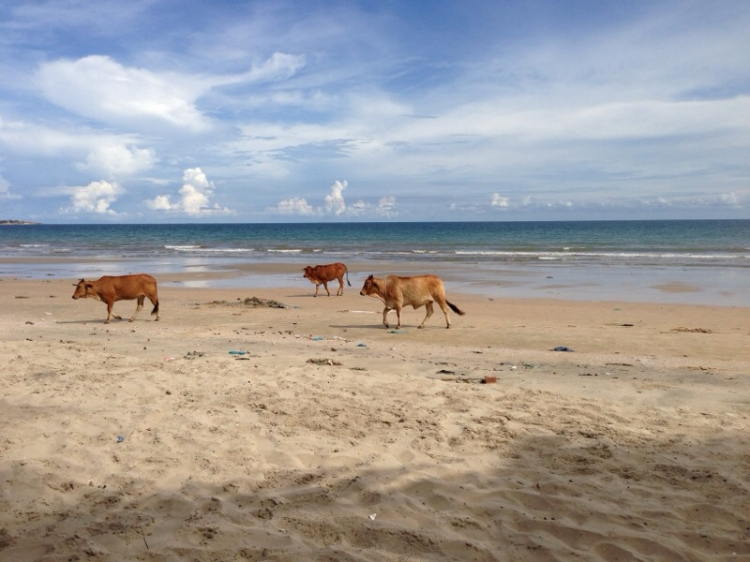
208,296,288,309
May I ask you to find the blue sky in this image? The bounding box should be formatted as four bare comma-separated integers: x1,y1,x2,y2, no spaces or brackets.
0,0,748,223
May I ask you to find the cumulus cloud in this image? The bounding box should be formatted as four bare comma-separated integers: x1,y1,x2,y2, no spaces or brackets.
145,167,232,216
268,180,397,218
347,200,368,216
324,180,347,215
62,180,123,215
271,197,317,215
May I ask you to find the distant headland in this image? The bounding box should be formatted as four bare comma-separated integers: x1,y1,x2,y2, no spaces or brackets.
0,220,41,225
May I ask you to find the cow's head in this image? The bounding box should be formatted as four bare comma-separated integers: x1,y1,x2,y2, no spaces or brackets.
71,279,91,300
360,275,379,297
302,266,314,280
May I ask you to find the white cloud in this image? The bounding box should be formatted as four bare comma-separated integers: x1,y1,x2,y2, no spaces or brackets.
376,196,397,217
37,56,210,131
491,194,509,208
146,194,173,211
270,197,317,215
62,180,123,215
631,191,749,211
145,167,232,216
241,52,306,83
35,53,306,133
268,181,397,218
324,180,347,215
76,142,156,177
347,200,368,216
0,116,158,179
720,192,740,207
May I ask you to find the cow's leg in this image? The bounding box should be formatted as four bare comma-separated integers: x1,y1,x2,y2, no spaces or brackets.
395,305,403,329
337,277,344,296
323,281,331,296
382,306,391,328
438,299,452,329
130,295,145,322
417,301,435,329
105,300,119,323
313,284,320,297
149,295,160,321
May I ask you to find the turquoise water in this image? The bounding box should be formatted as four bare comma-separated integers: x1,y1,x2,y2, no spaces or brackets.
1,221,748,305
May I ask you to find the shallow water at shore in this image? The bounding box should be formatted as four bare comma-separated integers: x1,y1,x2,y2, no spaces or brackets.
2,254,747,306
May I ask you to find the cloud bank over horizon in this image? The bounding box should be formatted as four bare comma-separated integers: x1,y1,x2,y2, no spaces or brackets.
0,0,748,222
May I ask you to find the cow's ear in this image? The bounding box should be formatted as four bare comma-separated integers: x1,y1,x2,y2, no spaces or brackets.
85,283,93,289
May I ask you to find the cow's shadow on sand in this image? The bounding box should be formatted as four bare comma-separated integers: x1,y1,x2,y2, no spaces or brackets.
287,293,350,299
54,318,153,325
327,323,386,331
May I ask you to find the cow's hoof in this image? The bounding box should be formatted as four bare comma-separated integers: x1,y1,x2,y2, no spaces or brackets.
417,326,424,329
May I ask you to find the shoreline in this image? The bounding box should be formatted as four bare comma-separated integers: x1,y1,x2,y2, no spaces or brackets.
1,255,748,307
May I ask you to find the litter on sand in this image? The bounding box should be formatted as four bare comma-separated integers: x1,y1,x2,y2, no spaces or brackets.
552,346,574,352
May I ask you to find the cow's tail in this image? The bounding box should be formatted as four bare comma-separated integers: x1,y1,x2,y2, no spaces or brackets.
447,301,465,316
345,266,351,286
151,301,160,316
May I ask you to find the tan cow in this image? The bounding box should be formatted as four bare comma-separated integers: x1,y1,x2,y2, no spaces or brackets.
303,262,351,297
72,274,160,324
359,274,465,329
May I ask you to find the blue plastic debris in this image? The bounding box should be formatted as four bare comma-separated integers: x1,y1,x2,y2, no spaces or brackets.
552,346,574,352
117,435,125,443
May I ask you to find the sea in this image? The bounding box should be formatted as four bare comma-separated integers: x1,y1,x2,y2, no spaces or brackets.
1,220,748,306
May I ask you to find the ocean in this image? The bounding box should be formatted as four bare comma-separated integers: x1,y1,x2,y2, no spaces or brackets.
1,220,748,306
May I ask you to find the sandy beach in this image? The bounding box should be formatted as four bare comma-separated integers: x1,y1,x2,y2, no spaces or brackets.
1,270,749,561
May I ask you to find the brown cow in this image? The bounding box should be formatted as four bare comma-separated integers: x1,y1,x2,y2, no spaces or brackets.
72,274,160,324
359,274,465,329
303,262,351,297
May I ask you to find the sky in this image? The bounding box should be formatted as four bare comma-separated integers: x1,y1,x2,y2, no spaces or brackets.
0,0,748,223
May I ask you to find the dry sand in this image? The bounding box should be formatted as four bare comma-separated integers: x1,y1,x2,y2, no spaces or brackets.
1,274,749,561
